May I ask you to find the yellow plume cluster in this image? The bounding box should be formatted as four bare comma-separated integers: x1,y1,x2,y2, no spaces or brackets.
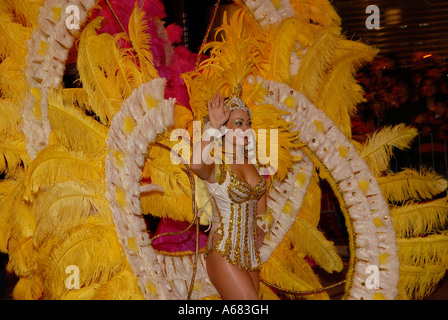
141,131,196,222
184,9,301,183
358,124,448,299
0,1,160,299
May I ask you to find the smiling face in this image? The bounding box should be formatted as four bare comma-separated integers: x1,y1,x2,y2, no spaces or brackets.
224,109,252,147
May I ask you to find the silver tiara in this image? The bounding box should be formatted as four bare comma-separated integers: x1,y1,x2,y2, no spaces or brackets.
224,95,251,117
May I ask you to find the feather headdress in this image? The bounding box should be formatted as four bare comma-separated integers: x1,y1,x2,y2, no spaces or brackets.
184,9,299,182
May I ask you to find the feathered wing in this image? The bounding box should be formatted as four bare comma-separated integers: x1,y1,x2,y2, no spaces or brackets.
378,168,448,203
48,89,108,154
359,124,419,176
0,1,161,300
359,122,448,299
77,16,143,125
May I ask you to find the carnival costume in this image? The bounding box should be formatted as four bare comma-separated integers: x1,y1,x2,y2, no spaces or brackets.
0,0,447,301
205,161,267,271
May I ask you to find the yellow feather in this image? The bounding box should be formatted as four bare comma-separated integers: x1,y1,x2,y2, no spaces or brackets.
297,172,322,226
287,216,343,273
269,17,313,84
360,124,418,176
196,175,213,226
261,241,330,300
48,89,108,154
292,25,341,103
0,100,23,135
23,145,105,202
289,0,341,27
60,88,90,114
0,133,29,179
173,104,193,133
397,264,448,300
7,236,37,277
92,268,144,300
0,9,30,66
189,9,269,122
250,103,300,182
314,40,378,137
127,3,158,82
61,285,101,300
32,180,111,248
0,57,28,103
378,168,448,203
0,177,25,253
259,282,281,300
390,196,448,238
141,132,194,222
77,17,143,125
3,0,44,28
39,218,125,299
11,201,35,240
397,232,448,266
12,275,43,300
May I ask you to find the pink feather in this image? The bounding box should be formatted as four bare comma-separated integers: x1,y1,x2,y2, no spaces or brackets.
89,0,197,109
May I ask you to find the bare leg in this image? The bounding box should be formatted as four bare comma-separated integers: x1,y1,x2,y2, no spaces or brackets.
249,269,260,293
206,250,259,300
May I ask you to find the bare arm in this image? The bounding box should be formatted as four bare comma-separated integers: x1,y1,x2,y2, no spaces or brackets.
190,133,215,181
190,92,230,181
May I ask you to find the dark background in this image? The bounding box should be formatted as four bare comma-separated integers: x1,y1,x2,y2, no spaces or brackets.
163,0,448,66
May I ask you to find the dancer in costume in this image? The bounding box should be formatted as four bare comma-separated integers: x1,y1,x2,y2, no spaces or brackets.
190,91,267,299
1,0,448,301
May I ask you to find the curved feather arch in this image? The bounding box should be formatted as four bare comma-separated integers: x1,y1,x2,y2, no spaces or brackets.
103,74,399,300
257,78,399,300
21,0,96,159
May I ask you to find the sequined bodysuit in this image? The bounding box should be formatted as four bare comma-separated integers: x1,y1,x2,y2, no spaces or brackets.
205,163,267,271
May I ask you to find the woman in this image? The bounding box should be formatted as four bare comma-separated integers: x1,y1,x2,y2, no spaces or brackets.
190,92,267,300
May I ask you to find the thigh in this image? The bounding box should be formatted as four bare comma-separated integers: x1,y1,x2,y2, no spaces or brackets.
249,270,260,293
206,250,258,300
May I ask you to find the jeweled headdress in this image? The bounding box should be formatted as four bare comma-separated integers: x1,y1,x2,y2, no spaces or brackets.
224,84,252,117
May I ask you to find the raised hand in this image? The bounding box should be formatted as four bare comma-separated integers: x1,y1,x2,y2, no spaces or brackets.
208,92,231,129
